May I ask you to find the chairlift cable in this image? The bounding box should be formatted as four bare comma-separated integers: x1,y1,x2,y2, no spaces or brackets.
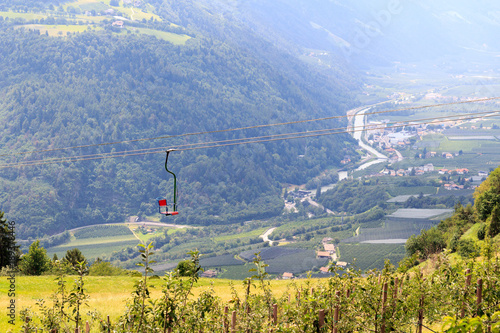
1,110,499,169
0,96,498,158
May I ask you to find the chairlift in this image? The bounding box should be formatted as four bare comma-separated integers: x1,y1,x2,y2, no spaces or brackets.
157,149,178,216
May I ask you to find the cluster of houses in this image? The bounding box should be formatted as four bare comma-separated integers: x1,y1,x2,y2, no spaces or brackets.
380,163,436,177
317,238,346,275
417,151,461,159
378,163,482,178
376,164,487,190
441,170,488,190
201,269,218,278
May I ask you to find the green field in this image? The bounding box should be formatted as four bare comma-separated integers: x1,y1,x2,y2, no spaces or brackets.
212,228,266,242
0,11,49,20
337,243,406,271
44,224,141,259
46,239,140,259
131,27,191,44
0,275,294,331
73,224,132,238
388,208,453,219
58,234,137,247
62,0,162,20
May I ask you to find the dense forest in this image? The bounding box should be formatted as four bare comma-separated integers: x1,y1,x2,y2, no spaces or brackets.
0,1,360,238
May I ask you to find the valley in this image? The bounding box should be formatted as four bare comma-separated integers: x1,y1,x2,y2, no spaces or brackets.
32,82,498,278
1,0,499,278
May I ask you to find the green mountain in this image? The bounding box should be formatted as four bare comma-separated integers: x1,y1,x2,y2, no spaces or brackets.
0,1,360,238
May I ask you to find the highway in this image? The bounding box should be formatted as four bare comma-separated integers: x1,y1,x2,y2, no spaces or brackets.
350,104,390,170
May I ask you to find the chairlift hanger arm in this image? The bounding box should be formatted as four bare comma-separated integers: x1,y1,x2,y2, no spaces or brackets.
165,149,177,213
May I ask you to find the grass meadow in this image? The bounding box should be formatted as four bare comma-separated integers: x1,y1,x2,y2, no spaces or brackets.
0,275,294,331
130,27,191,44
0,11,49,20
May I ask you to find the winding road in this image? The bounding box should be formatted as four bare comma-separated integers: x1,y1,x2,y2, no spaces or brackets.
350,103,391,170
259,227,277,245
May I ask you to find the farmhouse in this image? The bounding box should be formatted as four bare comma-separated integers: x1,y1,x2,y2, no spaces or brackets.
200,269,218,278
340,157,351,165
336,261,348,268
478,171,488,177
423,163,434,172
282,272,294,279
288,190,310,199
323,243,335,253
317,251,331,259
320,266,330,274
112,21,124,28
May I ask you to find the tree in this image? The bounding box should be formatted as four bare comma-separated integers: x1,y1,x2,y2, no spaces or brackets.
487,204,500,238
64,248,87,269
405,227,446,259
176,259,197,277
89,260,127,276
19,240,50,275
315,185,321,200
0,211,19,270
474,166,500,221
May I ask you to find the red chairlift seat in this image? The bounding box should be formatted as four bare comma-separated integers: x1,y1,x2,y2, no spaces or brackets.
158,198,179,216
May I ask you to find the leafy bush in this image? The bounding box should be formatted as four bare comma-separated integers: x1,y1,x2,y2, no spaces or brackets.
477,224,486,240
405,227,446,259
89,260,130,276
457,239,479,258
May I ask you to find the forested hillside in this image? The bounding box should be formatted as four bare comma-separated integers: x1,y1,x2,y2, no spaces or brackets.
0,0,359,238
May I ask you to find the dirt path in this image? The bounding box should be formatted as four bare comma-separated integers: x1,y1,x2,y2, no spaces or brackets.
305,197,334,215
259,227,277,245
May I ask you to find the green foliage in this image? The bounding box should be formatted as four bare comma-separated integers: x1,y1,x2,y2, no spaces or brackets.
19,240,51,275
474,167,500,221
176,259,197,277
15,247,500,332
88,259,128,276
319,179,389,214
488,204,500,238
404,194,473,209
403,166,500,263
477,223,486,240
405,226,446,259
67,262,90,331
64,248,87,269
456,239,479,258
